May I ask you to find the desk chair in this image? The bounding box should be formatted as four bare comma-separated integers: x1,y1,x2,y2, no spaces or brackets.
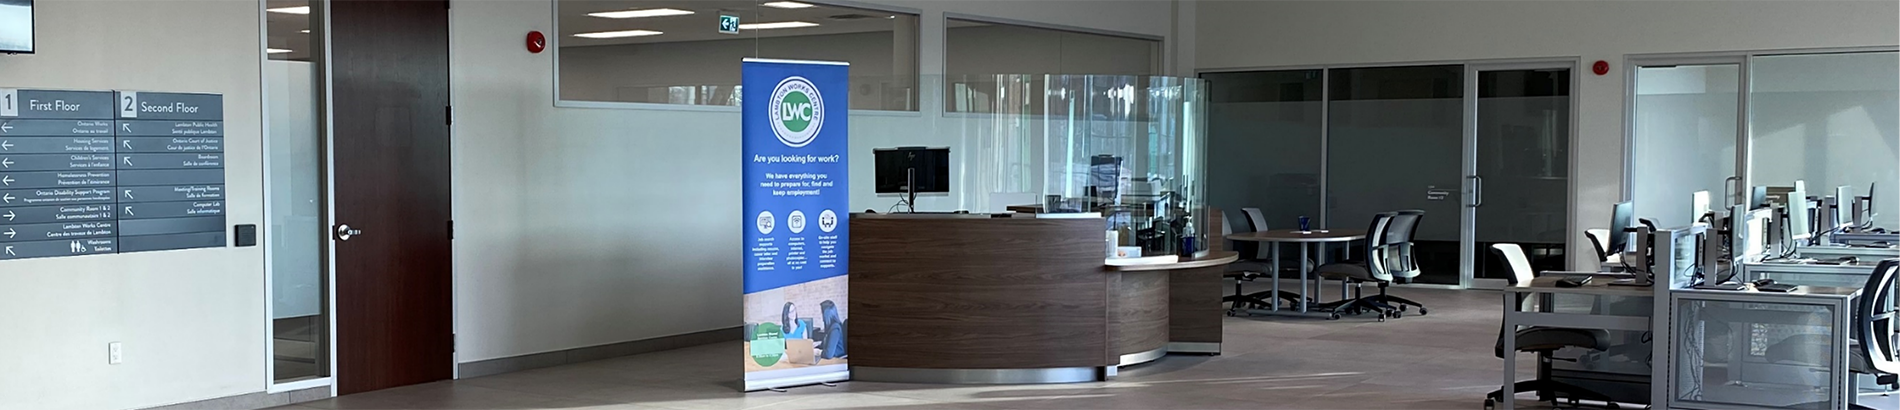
1221,211,1272,311
1485,243,1618,410
1764,259,1900,410
1231,207,1317,311
1585,228,1613,262
1375,210,1429,313
1311,212,1396,320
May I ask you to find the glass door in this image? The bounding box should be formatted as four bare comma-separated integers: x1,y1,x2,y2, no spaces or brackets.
1467,65,1574,284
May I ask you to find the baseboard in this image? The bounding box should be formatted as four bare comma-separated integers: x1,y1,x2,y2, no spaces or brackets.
457,326,739,379
139,386,330,410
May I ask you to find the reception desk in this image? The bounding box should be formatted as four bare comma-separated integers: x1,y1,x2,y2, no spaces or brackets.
848,213,1238,384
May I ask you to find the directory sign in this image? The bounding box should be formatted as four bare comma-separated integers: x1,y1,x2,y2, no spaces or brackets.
0,88,225,260
739,59,850,392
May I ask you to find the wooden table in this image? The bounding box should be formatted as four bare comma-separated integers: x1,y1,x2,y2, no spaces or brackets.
1226,229,1367,313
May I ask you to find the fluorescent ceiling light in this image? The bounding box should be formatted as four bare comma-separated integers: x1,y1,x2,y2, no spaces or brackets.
740,21,819,30
572,29,665,39
761,2,815,9
299,29,310,33
267,48,293,54
267,6,310,15
587,8,694,19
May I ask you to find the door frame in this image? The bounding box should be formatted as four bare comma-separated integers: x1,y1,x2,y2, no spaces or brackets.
1460,60,1581,289
260,0,339,394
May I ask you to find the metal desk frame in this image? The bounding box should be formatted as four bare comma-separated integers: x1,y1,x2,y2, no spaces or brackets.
1499,275,1659,410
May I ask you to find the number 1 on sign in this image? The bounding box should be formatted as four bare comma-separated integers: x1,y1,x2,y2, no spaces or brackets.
0,89,16,117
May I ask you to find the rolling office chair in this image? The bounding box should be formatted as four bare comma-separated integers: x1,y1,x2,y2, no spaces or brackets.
1311,212,1396,320
1763,259,1900,410
1484,243,1619,410
1221,210,1274,311
1365,210,1427,313
1585,228,1613,262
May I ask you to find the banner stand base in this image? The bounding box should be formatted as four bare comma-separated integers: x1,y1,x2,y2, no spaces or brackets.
744,368,851,393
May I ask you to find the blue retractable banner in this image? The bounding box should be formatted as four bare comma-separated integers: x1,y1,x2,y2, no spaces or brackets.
740,59,850,392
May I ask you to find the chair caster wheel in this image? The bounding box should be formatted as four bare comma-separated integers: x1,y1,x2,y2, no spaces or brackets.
1389,311,1402,319
1419,308,1429,316
1398,305,1407,312
1483,398,1496,410
1329,313,1341,320
1375,315,1386,322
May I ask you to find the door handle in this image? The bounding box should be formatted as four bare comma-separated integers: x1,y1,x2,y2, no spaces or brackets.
1468,175,1484,208
334,224,364,241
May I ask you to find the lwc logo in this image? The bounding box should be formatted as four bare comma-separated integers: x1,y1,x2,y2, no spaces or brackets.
769,76,824,148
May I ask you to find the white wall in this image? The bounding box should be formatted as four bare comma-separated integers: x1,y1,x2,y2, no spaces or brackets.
450,0,1182,364
0,1,266,409
1196,0,1900,269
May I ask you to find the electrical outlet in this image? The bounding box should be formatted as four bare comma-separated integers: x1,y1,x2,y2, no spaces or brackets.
108,342,123,365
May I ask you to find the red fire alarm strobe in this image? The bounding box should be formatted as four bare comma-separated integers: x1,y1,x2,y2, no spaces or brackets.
526,31,547,54
1593,60,1610,76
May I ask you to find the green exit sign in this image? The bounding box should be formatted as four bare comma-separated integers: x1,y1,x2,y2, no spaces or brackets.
719,14,741,34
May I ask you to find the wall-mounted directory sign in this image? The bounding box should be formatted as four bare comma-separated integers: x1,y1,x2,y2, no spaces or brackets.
0,88,225,261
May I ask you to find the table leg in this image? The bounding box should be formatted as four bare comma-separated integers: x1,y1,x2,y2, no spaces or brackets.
1500,291,1518,410
1299,242,1311,313
1271,244,1282,311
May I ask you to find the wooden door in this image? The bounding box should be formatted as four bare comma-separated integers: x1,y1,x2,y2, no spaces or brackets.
329,0,454,395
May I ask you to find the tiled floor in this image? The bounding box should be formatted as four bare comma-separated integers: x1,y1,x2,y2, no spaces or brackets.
269,285,1609,410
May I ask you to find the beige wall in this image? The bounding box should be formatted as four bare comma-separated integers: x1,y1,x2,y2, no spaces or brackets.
0,0,266,409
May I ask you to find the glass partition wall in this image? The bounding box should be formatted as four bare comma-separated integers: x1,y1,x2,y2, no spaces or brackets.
858,74,1209,258
1203,63,1576,287
264,0,329,385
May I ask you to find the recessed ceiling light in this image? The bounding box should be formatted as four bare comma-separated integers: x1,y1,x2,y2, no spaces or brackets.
267,48,294,54
740,21,820,30
267,6,310,15
587,8,694,19
572,29,665,39
761,2,815,9
299,29,310,33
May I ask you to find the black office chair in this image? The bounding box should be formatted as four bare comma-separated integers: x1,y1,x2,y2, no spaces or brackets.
1310,212,1396,320
1229,207,1316,311
1484,243,1620,410
1221,210,1272,311
1763,259,1900,410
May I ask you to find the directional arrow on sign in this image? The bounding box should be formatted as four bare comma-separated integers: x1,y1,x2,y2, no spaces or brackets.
124,190,134,200
121,123,132,133
0,140,11,151
1,176,13,186
1,158,12,168
4,246,14,257
124,206,134,217
1,211,12,221
122,157,133,167
3,229,14,239
122,140,133,150
1,194,12,203
0,122,11,133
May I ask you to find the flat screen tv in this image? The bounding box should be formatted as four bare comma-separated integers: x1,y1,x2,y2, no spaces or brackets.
0,0,31,54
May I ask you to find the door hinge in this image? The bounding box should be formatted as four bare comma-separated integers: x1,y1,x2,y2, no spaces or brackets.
451,334,457,353
445,105,453,126
447,220,455,240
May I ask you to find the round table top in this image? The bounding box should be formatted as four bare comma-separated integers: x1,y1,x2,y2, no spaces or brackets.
1227,229,1367,243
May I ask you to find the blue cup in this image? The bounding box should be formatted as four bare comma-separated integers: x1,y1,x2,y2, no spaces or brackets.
1298,216,1310,232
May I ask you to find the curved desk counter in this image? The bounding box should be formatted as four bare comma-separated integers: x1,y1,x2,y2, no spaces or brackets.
848,213,1237,385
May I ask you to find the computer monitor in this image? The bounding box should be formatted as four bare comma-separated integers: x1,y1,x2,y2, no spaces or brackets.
874,147,950,195
1609,201,1636,255
1857,182,1878,228
1732,206,1771,264
1749,186,1771,210
1788,181,1813,243
1691,191,1711,224
1833,185,1855,232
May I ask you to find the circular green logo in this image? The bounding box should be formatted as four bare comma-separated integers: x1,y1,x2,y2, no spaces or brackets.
768,76,823,147
780,91,813,133
750,322,785,367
